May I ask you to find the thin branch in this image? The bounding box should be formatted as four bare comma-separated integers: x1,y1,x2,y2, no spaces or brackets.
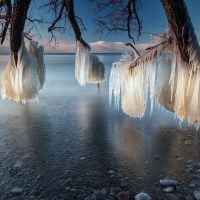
94,0,142,43
132,0,141,40
130,37,173,70
48,1,64,32
141,31,169,39
126,43,140,56
26,16,46,38
75,15,87,31
127,0,135,43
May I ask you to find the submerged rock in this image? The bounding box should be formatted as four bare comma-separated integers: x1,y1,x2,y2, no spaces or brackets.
85,189,106,200
135,192,151,200
154,154,160,160
160,179,178,187
22,153,30,159
184,140,193,145
80,156,86,160
193,190,200,200
117,191,129,200
13,161,23,169
165,193,178,200
110,186,121,196
163,186,175,193
11,187,23,194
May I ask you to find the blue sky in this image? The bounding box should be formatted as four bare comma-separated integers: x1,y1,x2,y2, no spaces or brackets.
1,0,199,53
30,0,200,44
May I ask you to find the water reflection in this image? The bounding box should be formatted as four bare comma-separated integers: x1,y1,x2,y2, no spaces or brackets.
110,122,200,189
19,105,52,162
87,54,105,85
76,89,115,166
0,54,199,197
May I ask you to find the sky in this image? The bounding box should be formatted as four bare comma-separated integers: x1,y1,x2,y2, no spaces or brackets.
0,0,200,53
36,0,199,42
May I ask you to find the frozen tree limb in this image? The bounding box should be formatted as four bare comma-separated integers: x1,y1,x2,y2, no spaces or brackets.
48,1,65,32
64,0,90,49
161,0,200,67
10,0,31,65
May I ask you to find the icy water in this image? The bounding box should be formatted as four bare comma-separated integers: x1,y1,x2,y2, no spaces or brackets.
0,54,200,200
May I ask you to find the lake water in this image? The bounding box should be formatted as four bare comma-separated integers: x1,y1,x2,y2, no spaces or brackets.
0,54,199,199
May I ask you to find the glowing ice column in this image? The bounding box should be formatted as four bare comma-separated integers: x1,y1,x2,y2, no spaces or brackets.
1,38,45,103
156,54,176,112
75,41,91,86
174,62,200,126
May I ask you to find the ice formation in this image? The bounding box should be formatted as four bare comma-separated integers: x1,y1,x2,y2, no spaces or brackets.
1,37,45,103
109,29,200,129
87,54,105,84
75,41,91,86
75,41,105,86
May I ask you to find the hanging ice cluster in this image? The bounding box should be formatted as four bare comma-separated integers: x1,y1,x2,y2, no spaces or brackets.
1,37,45,103
109,46,156,117
109,30,200,129
75,41,91,86
75,41,105,86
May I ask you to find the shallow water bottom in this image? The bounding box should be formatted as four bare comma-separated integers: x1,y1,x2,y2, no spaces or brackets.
0,54,199,199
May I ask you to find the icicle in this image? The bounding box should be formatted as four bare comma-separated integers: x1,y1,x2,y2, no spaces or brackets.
87,54,105,84
180,66,200,124
173,61,189,121
75,41,91,86
109,46,157,118
109,47,136,108
1,37,45,104
156,54,175,112
121,64,148,118
109,60,130,109
146,61,156,115
169,49,177,102
109,26,200,129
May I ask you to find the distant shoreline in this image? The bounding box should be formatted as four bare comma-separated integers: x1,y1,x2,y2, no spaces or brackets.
45,52,121,55
0,52,122,56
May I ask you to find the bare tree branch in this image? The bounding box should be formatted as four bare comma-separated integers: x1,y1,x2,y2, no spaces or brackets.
10,0,31,65
48,0,65,32
94,0,142,43
0,0,11,44
64,0,90,49
127,0,135,43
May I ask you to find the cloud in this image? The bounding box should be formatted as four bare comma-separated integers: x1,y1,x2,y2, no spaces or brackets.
90,41,125,53
42,40,126,53
43,40,150,53
0,39,150,54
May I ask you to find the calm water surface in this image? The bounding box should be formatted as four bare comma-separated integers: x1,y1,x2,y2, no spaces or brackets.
0,54,199,199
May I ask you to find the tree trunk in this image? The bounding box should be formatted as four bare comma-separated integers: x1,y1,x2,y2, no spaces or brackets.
160,0,200,64
64,0,90,49
0,0,11,45
10,0,31,65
